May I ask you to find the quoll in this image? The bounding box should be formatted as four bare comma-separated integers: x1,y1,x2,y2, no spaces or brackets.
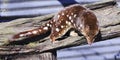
13,4,99,44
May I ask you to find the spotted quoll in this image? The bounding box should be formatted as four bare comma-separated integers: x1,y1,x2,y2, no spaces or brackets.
13,4,99,44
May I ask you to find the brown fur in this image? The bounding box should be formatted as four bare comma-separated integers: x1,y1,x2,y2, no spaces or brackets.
13,4,99,44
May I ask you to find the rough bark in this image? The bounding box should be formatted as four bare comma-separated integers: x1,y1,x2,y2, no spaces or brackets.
0,0,119,58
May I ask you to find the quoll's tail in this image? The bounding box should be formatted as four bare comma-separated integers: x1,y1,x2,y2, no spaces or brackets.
13,20,53,39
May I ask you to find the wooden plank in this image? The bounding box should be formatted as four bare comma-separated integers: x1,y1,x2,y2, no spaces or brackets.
0,0,119,56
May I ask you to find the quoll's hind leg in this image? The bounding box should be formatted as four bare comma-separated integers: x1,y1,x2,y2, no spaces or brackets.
50,24,72,42
64,28,80,37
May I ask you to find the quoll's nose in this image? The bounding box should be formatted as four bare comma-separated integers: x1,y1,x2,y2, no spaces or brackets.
86,37,95,45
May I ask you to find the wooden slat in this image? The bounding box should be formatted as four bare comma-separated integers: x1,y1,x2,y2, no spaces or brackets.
0,0,119,56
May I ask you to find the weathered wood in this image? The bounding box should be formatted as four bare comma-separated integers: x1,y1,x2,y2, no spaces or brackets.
0,51,57,60
0,0,116,45
0,0,119,59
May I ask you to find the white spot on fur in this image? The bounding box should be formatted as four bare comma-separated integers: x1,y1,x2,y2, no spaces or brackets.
39,29,41,32
69,16,72,20
68,22,71,25
61,25,64,28
50,21,53,23
56,28,59,32
26,32,32,35
62,13,64,15
43,27,48,30
78,27,81,29
32,30,38,34
67,15,69,17
74,24,76,27
66,21,69,24
20,34,24,37
47,23,50,26
58,15,60,18
66,21,71,25
71,19,73,23
74,14,77,18
71,13,74,15
50,24,52,27
80,24,83,27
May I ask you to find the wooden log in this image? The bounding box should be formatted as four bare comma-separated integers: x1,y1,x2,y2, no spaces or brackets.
0,0,120,60
0,51,57,60
0,0,116,45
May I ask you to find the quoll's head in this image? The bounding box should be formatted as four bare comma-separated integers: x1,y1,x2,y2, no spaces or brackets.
81,25,99,45
77,10,100,45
